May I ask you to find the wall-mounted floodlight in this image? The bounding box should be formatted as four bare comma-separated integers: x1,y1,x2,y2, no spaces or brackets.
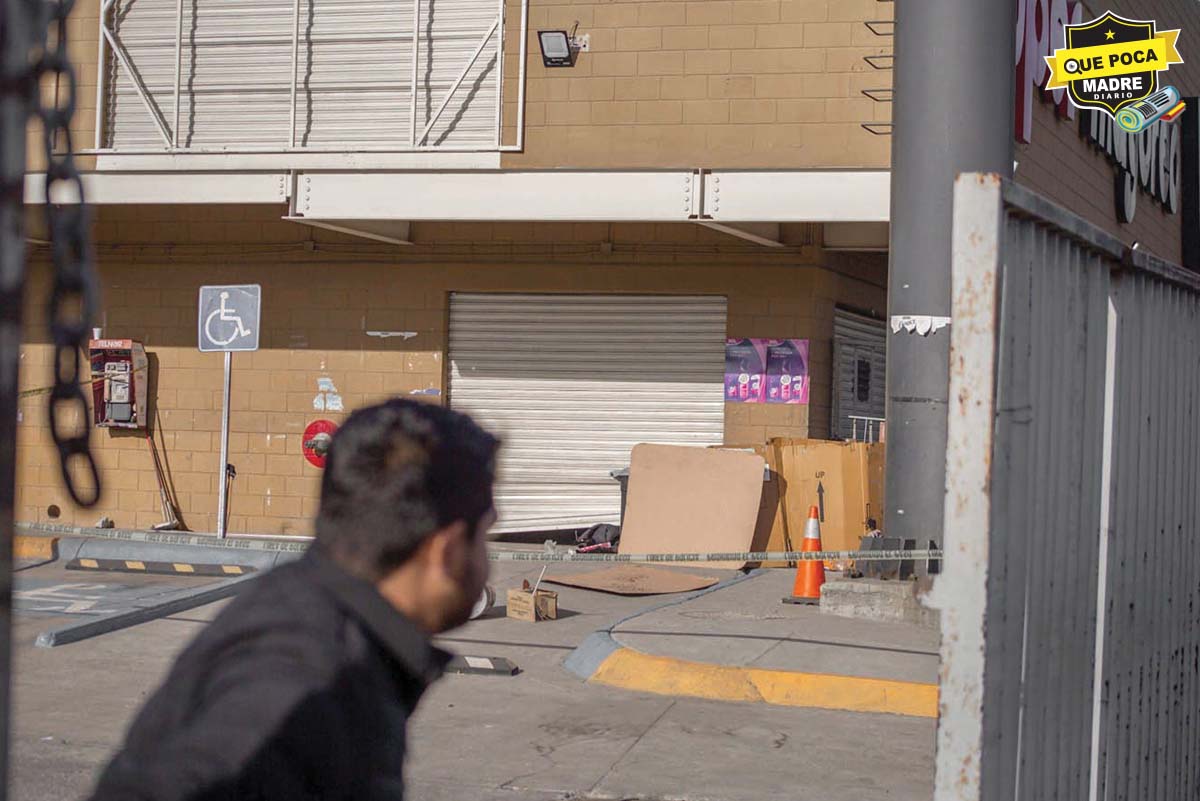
538,30,574,67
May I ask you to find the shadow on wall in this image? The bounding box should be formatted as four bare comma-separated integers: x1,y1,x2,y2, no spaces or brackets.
19,261,447,355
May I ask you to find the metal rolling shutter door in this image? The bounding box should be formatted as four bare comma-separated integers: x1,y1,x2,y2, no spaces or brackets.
107,0,499,150
449,294,728,534
832,309,887,440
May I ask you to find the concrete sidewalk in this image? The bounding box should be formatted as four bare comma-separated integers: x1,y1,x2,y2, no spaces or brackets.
563,568,940,717
614,570,940,683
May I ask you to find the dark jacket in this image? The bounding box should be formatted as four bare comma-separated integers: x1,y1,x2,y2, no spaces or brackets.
90,549,451,801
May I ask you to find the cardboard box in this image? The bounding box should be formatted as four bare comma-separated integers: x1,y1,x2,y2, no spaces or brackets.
506,588,558,621
716,439,886,567
771,438,886,556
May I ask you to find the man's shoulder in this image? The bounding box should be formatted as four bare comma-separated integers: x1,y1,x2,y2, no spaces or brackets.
185,557,350,670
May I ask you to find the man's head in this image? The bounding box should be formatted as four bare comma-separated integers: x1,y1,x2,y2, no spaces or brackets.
315,399,499,633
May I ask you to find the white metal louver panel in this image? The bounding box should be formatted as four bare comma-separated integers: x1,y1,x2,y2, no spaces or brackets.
106,0,500,150
449,294,728,534
831,309,887,440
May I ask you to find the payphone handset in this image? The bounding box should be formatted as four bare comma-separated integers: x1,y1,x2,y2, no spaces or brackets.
89,339,149,428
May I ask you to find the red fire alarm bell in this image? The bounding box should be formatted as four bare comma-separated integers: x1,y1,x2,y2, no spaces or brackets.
303,420,338,468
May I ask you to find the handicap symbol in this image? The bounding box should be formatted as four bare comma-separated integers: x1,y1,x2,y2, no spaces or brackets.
205,291,253,347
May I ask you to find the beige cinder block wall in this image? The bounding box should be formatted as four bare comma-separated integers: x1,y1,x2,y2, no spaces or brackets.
25,0,100,173
16,207,885,535
44,0,895,172
501,0,894,168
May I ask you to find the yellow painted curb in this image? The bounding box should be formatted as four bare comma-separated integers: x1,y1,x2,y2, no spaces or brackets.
590,647,939,718
13,535,57,561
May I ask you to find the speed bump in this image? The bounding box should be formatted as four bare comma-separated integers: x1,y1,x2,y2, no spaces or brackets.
444,655,519,676
66,558,255,577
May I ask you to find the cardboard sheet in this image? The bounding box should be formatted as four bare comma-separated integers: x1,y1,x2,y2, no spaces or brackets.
544,565,719,596
715,443,789,566
619,444,765,569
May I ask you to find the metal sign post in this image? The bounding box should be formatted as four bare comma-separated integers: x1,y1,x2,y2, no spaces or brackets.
198,285,261,538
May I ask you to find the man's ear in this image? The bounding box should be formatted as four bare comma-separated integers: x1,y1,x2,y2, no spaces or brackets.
423,520,469,575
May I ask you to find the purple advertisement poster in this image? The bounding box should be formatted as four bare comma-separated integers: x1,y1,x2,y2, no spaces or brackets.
765,339,809,405
724,338,767,403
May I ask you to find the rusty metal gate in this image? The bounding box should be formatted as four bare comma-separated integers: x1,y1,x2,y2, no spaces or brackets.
928,174,1200,801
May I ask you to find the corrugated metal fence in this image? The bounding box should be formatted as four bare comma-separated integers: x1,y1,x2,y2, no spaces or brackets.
930,174,1200,801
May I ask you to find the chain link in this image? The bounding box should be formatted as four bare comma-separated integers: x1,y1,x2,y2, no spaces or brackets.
28,0,102,506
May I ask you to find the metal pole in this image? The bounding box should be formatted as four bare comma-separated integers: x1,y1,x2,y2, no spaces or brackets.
885,0,1015,554
409,0,421,147
216,352,232,538
0,1,33,793
173,0,183,147
288,0,300,148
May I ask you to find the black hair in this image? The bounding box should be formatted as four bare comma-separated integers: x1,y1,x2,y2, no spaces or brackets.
314,399,499,580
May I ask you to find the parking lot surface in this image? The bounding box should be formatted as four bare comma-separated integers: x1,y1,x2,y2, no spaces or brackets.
10,558,935,801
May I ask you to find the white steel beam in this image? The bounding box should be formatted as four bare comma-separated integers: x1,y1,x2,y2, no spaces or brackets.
282,217,413,246
823,221,891,251
494,0,504,147
698,221,784,248
296,171,699,221
25,169,892,225
100,25,173,147
289,0,301,147
24,172,290,205
173,0,183,147
298,170,890,223
704,170,890,222
515,0,528,150
92,152,503,171
409,0,421,147
418,17,500,146
95,5,111,149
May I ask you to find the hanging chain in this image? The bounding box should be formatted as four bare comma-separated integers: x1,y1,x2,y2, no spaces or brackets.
29,0,102,506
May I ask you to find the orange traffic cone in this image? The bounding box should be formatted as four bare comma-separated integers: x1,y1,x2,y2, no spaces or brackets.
783,505,825,605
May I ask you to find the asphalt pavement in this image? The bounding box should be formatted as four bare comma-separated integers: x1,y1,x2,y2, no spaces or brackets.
9,556,936,801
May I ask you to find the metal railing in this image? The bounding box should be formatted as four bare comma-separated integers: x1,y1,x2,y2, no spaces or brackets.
848,415,886,443
930,173,1200,801
93,0,529,155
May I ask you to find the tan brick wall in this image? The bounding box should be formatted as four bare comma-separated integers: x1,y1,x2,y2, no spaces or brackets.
25,0,99,173
16,206,885,535
40,0,893,171
501,0,894,168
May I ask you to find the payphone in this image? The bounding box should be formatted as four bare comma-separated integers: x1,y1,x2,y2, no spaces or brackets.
89,339,149,428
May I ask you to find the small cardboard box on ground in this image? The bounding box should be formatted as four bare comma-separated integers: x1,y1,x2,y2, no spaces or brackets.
506,587,558,621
